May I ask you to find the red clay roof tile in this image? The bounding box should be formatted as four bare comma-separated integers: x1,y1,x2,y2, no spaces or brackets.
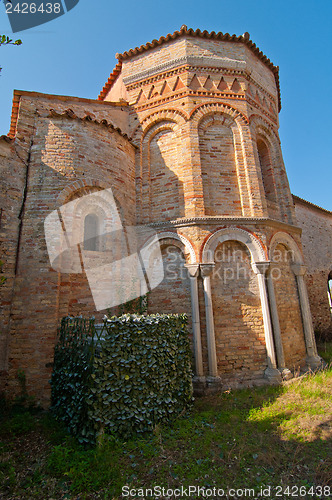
98,61,122,101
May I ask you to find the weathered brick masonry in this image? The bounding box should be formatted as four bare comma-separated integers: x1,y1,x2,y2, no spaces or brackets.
293,196,332,336
0,27,330,405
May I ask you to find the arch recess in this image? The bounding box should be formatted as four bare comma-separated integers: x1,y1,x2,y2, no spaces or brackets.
197,108,248,217
190,101,249,128
250,119,280,156
202,227,266,263
249,114,279,143
57,178,110,207
143,231,196,264
197,112,236,133
144,121,177,145
269,232,304,264
131,108,187,147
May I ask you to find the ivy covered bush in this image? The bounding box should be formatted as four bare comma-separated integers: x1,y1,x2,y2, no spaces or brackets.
50,317,97,443
51,314,193,444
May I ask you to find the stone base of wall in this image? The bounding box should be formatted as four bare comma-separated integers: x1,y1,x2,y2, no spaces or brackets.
192,359,324,396
193,372,276,396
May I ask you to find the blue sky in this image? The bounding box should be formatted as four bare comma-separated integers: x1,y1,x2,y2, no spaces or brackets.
0,0,331,210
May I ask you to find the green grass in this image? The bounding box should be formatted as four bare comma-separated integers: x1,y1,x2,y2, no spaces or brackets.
1,354,331,499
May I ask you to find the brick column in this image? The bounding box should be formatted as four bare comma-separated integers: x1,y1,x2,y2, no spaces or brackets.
252,262,281,383
291,264,322,369
200,263,218,377
185,263,203,377
266,263,292,380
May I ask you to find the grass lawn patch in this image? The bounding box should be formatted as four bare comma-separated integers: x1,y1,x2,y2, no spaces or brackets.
1,348,331,499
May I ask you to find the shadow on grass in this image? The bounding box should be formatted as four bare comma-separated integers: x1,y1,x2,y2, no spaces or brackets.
0,369,331,499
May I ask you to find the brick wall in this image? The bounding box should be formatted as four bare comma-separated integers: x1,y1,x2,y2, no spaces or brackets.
272,243,306,369
147,243,193,364
148,127,185,221
211,240,266,384
294,197,332,335
0,138,27,376
0,94,135,404
199,118,242,216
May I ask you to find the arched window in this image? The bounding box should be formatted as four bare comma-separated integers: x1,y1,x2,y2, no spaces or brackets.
328,271,332,316
257,138,277,203
84,213,99,251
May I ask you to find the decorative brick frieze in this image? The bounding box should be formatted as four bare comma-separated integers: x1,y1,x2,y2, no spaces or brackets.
123,55,248,87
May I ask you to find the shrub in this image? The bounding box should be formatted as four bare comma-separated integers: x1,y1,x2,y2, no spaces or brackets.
51,314,193,444
51,316,97,443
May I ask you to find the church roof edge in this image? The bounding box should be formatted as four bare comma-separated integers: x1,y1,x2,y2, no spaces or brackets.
8,89,128,139
98,26,281,111
292,194,332,215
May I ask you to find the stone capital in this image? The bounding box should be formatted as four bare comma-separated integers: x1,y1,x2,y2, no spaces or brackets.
184,263,200,278
291,264,307,276
252,261,271,275
200,263,215,278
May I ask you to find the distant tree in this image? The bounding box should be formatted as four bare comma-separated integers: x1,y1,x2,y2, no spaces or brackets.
0,34,22,48
1,0,22,72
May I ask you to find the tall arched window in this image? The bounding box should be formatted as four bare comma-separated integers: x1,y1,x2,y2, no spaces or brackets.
199,115,242,216
84,213,99,251
257,138,277,203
